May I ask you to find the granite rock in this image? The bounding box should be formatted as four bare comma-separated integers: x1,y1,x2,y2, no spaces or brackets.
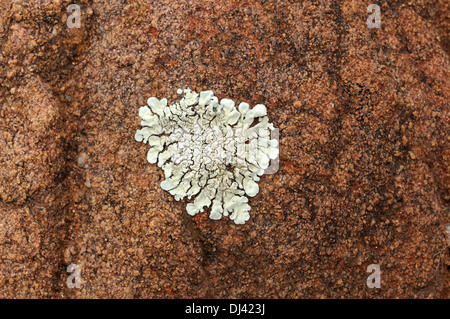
0,0,449,298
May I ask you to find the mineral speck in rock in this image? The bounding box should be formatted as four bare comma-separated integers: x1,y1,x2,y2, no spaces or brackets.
77,152,88,168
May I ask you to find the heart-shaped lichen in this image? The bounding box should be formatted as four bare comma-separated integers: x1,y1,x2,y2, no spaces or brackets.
135,88,278,224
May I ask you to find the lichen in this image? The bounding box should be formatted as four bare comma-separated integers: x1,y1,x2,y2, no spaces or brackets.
135,88,278,224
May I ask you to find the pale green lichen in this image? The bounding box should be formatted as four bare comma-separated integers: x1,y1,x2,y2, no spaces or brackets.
135,88,278,224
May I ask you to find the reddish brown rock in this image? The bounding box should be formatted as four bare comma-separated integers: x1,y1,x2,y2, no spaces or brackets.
0,0,448,298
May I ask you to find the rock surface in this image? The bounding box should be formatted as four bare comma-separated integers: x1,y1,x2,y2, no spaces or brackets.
0,0,449,298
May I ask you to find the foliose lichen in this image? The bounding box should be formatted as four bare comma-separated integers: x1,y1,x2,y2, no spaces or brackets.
135,88,278,224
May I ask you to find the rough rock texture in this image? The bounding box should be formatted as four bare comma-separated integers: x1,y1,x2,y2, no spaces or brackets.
0,0,449,298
